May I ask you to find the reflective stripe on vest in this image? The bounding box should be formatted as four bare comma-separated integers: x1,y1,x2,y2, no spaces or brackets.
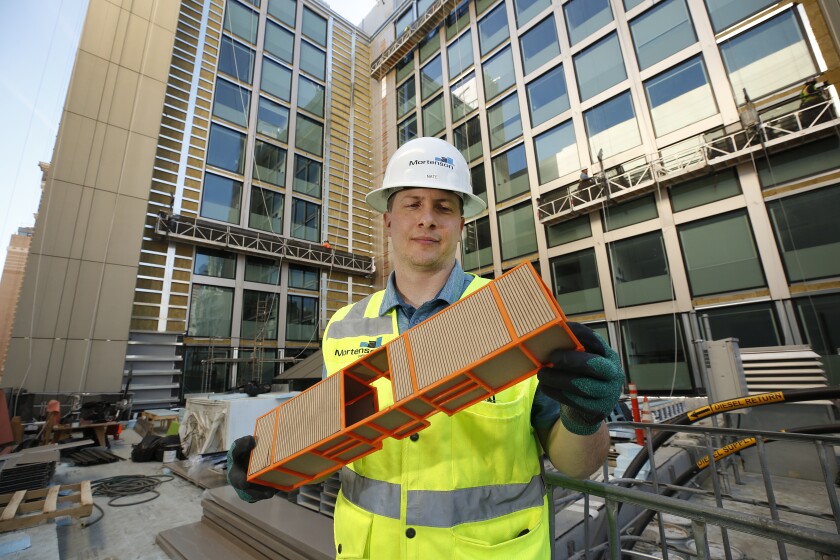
341,468,545,527
326,293,395,340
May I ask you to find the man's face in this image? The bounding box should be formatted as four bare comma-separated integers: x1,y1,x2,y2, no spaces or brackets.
384,188,465,273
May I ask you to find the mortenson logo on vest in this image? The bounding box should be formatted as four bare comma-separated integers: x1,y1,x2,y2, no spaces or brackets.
334,336,383,357
408,156,454,170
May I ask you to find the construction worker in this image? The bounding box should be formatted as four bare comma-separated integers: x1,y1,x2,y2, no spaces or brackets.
227,137,624,558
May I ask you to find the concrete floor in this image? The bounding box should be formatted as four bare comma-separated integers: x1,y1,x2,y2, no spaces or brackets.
7,429,205,560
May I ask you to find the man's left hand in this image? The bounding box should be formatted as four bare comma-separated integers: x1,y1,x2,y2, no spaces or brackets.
538,322,625,435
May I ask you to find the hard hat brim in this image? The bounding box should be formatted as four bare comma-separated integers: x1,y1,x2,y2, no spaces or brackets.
366,186,486,218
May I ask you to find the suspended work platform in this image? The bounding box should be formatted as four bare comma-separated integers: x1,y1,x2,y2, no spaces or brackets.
155,213,375,276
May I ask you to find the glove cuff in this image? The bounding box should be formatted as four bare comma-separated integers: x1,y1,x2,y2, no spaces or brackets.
559,404,603,436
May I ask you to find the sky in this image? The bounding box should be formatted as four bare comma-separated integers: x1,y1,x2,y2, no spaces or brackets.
0,0,376,270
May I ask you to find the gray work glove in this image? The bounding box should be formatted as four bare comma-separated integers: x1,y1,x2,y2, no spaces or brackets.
226,435,277,502
538,322,625,436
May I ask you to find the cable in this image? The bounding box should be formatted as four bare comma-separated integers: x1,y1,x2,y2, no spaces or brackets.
90,474,174,507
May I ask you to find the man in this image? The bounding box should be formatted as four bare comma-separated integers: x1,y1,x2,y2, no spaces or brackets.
228,137,624,558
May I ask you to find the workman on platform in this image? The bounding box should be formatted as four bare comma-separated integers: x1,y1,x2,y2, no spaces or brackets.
228,137,625,558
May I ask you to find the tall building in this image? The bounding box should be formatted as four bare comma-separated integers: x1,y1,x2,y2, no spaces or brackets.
4,0,839,406
0,226,35,380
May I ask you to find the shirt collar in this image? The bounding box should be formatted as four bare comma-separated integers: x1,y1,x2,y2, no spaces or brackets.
379,260,468,316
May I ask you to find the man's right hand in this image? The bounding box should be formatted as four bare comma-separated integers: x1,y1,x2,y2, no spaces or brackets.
226,435,277,502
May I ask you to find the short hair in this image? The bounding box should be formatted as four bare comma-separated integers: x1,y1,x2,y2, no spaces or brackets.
386,189,464,215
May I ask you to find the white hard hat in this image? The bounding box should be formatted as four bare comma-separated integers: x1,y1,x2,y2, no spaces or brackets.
366,137,487,218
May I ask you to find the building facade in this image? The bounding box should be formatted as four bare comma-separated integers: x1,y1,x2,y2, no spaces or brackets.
4,0,839,405
0,227,35,380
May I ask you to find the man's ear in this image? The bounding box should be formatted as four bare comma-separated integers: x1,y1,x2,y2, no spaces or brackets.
383,212,391,234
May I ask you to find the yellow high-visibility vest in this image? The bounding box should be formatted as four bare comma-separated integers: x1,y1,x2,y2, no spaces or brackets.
322,276,551,559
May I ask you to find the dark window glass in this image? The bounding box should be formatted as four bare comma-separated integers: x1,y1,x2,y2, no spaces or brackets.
793,294,840,385
621,315,692,393
550,249,603,314
289,264,320,290
245,256,280,284
201,173,242,224
292,198,320,242
498,202,537,260
293,155,322,197
670,169,741,212
603,194,657,231
492,143,529,202
700,302,782,348
256,97,289,142
609,232,673,307
546,215,591,247
462,216,493,271
207,124,245,173
219,36,254,83
188,285,234,337
286,294,318,341
527,65,569,127
241,290,278,339
213,79,250,127
264,20,294,64
249,186,283,233
194,248,236,278
252,140,286,187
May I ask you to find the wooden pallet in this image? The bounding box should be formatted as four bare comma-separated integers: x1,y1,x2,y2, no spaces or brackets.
0,481,93,532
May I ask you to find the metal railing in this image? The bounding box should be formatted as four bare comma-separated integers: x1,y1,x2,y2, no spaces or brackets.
538,99,839,224
155,213,375,276
546,421,840,559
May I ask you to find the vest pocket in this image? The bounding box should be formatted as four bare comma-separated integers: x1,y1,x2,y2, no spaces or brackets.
451,505,549,560
334,491,374,559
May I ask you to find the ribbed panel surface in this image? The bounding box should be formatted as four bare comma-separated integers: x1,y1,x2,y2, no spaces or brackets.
408,290,511,390
389,337,413,401
495,266,557,338
249,410,277,475
274,375,341,462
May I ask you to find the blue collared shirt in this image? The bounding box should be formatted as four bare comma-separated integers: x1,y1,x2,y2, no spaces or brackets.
377,261,561,434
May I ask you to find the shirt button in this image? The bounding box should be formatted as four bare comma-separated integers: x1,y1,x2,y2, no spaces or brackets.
406,528,416,538
410,433,419,442
338,544,342,553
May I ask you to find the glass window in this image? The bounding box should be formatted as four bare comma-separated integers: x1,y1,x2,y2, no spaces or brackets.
249,186,283,233
705,0,776,33
645,57,716,137
397,53,414,84
213,79,250,127
252,140,286,187
396,8,415,37
520,16,560,75
450,72,478,122
564,0,613,46
397,78,416,118
289,264,320,290
202,173,242,223
183,347,231,393
245,256,280,284
482,46,516,101
268,0,295,27
768,187,840,282
207,124,245,174
194,248,236,278
419,29,440,63
300,41,326,81
513,0,551,28
534,120,579,184
292,198,320,242
492,143,529,202
574,33,626,101
720,10,816,104
241,291,278,339
418,0,435,14
498,202,538,260
527,65,569,127
603,194,657,231
297,76,324,117
188,285,233,337
302,7,327,46
610,232,673,307
421,55,444,100
286,295,318,341
264,21,293,65
256,97,289,142
224,0,258,44
453,116,482,162
398,115,418,146
239,348,277,384
219,36,254,83
447,30,474,79
476,0,497,15
546,215,591,247
462,216,493,271
757,136,840,188
584,92,641,160
478,4,508,56
670,169,741,212
624,0,644,10
678,211,765,296
550,249,603,314
295,114,323,156
293,155,322,197
487,94,523,149
621,315,692,392
700,302,782,348
422,95,446,136
446,0,470,38
794,294,840,385
471,163,488,205
631,0,695,71
261,58,292,102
